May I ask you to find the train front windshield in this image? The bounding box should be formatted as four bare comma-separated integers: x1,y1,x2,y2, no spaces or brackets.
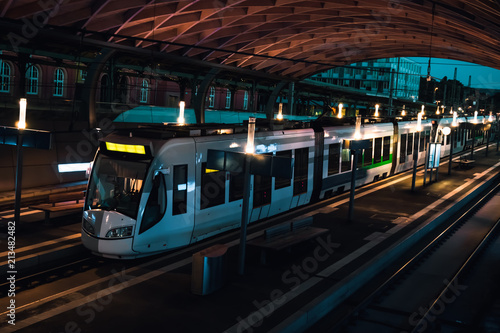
86,154,148,219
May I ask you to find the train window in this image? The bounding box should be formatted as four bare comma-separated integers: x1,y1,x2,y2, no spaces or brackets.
275,150,292,189
363,139,373,166
200,162,225,209
229,172,244,202
293,148,308,196
400,134,407,163
254,173,272,207
173,165,187,215
382,136,391,162
419,131,425,152
407,133,413,156
341,147,351,172
328,144,340,175
140,173,166,234
414,132,419,153
374,138,382,164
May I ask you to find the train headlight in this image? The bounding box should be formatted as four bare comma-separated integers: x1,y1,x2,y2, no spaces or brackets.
105,226,133,238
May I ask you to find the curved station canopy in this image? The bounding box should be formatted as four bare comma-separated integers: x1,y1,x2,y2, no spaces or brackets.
1,0,500,80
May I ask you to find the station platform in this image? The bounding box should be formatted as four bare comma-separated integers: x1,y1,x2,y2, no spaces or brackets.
1,146,500,333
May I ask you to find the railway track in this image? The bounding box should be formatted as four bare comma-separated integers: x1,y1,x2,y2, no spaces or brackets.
313,182,500,333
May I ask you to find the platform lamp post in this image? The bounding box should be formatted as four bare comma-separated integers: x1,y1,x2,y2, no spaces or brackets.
346,116,370,222
14,98,27,225
448,112,458,175
238,117,255,275
411,113,423,191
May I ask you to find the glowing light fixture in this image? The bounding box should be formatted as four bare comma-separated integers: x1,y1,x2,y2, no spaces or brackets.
245,117,256,154
374,104,379,117
277,103,283,120
338,103,343,119
354,115,362,140
18,98,27,129
473,111,478,123
106,142,146,155
177,101,185,125
488,111,493,122
58,162,91,173
421,105,425,115
416,113,422,132
452,112,458,127
442,126,451,136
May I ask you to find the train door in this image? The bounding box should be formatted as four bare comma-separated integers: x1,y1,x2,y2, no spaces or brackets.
269,150,293,216
132,140,196,253
250,153,272,222
291,147,310,207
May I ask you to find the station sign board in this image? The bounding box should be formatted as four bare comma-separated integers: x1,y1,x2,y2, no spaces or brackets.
427,143,441,169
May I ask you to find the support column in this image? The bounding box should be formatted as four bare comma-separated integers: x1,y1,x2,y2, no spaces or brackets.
81,48,115,128
193,68,220,124
265,81,288,121
287,81,295,116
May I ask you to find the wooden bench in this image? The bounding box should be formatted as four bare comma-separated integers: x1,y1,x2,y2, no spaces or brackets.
248,216,331,264
30,191,85,223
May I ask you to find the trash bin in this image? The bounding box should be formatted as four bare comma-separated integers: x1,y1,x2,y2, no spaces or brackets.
191,244,228,295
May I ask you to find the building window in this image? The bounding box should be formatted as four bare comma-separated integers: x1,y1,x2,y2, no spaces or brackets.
0,60,11,93
243,91,248,110
140,79,149,103
208,86,215,108
225,89,231,109
53,68,64,97
26,65,39,95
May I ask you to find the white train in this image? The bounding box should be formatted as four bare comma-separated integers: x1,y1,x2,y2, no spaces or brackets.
81,115,497,258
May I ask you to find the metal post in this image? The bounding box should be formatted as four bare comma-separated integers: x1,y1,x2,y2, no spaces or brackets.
470,127,475,159
423,143,429,187
14,130,24,225
448,128,454,175
411,147,418,191
238,156,251,275
348,150,358,222
486,128,490,156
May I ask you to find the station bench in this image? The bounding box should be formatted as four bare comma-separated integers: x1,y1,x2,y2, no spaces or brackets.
248,216,332,264
30,191,85,224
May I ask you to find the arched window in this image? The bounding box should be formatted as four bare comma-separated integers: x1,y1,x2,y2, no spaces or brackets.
0,60,11,93
243,91,248,110
208,86,215,108
225,89,231,109
53,68,64,97
140,79,149,103
26,65,39,95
